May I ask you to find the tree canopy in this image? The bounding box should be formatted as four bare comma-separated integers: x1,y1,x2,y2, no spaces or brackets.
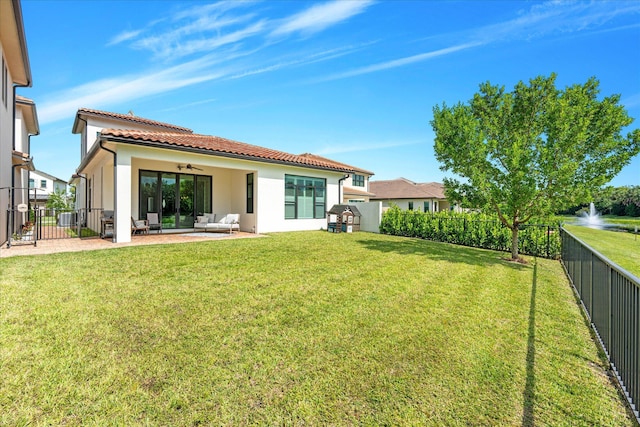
431,73,640,259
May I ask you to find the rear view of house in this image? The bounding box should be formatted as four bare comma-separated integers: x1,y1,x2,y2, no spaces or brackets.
71,108,373,243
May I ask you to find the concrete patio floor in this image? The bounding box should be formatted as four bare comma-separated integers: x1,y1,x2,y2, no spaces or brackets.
0,231,263,258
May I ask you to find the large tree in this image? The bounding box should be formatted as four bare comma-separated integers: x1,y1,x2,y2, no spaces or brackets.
432,74,640,260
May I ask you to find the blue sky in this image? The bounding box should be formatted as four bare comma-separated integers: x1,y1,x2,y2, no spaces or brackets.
19,0,640,186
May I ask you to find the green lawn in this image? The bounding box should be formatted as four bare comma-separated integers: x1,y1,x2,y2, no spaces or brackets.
563,224,640,278
0,232,632,426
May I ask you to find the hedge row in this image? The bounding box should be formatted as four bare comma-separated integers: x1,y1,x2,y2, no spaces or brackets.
379,206,561,259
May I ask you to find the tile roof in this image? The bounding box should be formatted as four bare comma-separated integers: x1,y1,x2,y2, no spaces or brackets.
369,178,446,200
343,186,376,197
76,108,193,133
297,153,375,176
100,129,359,173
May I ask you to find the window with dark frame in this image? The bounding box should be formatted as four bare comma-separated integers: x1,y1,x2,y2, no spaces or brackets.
284,174,326,219
408,201,414,210
138,170,212,228
246,173,254,214
352,174,365,187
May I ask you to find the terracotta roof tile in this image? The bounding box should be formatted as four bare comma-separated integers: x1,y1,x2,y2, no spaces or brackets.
297,153,375,176
100,129,359,173
77,108,192,133
369,178,446,199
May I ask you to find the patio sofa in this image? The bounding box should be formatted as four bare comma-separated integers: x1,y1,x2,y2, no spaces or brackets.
194,213,240,233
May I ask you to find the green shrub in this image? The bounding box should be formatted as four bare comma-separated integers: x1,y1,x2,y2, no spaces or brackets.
380,206,560,258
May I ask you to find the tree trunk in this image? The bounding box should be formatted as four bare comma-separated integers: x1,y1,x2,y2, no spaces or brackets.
511,226,519,260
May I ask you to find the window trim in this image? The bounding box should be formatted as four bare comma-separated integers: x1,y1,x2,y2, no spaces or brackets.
352,174,365,187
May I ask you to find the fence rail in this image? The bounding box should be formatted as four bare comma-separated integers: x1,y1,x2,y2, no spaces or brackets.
560,227,640,422
6,208,104,247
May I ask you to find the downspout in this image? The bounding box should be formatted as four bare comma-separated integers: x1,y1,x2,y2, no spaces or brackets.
338,174,350,204
99,137,117,243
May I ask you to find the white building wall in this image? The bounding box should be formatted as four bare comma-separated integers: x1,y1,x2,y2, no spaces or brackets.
82,139,354,241
357,202,383,233
255,163,341,234
0,48,13,244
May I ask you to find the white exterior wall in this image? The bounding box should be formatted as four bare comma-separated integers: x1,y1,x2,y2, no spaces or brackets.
14,107,27,153
357,201,383,233
96,142,343,242
13,108,28,206
0,48,13,244
29,171,67,197
255,163,340,234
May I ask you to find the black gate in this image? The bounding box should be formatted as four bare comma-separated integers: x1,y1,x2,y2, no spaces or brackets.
6,208,103,247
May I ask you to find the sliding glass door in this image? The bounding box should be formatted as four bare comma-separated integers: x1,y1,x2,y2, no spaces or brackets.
139,170,212,229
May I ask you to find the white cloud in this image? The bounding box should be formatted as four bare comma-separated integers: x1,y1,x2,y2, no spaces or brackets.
622,93,640,109
107,29,144,46
228,43,375,80
271,0,375,36
37,55,231,124
309,0,640,82
314,42,482,82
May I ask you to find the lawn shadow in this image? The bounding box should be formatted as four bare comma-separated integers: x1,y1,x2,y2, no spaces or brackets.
355,236,530,270
522,258,537,427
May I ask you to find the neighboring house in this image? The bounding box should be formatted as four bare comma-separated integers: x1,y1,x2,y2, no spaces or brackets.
369,177,455,212
70,108,373,243
296,153,375,203
15,95,39,205
29,170,67,208
1,0,34,245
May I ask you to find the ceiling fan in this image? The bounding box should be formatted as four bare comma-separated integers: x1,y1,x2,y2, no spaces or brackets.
177,163,203,171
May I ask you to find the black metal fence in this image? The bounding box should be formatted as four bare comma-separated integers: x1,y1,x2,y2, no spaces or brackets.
6,208,104,247
560,227,640,422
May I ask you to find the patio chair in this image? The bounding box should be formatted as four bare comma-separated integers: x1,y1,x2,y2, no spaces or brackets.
131,217,149,235
147,212,162,233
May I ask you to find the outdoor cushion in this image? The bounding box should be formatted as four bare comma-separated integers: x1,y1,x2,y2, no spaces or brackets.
217,215,228,224
197,216,208,224
205,213,216,223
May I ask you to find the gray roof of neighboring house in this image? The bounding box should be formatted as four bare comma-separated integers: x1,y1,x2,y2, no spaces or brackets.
369,178,446,200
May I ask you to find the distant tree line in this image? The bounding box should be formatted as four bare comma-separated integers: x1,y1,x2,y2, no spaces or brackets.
559,186,640,217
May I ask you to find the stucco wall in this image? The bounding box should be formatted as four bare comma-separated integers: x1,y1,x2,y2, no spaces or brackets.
0,47,14,244
255,163,341,234
357,202,383,233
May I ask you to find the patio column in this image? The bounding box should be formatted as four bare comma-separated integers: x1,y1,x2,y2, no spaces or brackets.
114,151,132,243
